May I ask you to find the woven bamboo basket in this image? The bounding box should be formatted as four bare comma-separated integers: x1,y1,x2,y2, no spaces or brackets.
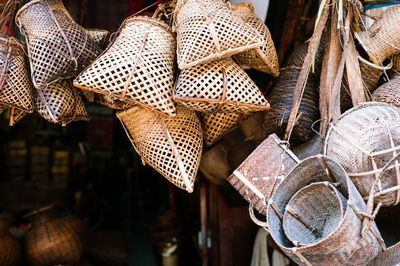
174,0,264,69
355,6,400,64
174,58,270,113
0,34,34,112
325,102,400,206
85,28,110,49
9,107,28,126
372,74,400,107
341,56,392,111
282,182,347,247
154,0,176,25
285,41,325,71
0,215,21,266
35,79,90,125
96,94,134,110
267,155,385,265
228,133,300,216
117,105,203,192
292,134,324,160
199,142,231,185
393,54,400,70
231,3,279,76
238,111,266,143
23,203,87,266
74,16,176,117
200,112,242,146
15,0,101,89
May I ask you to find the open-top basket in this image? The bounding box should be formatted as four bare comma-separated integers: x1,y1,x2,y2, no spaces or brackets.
325,102,400,206
117,105,203,192
74,16,176,117
267,155,385,265
231,3,279,77
173,58,270,113
15,0,101,89
200,112,242,147
174,0,264,69
372,74,400,107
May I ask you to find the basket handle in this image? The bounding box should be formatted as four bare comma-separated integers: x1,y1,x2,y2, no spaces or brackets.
248,204,269,231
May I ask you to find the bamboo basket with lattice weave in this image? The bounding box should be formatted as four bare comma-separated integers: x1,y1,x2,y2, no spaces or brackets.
0,34,34,112
325,102,400,206
200,112,242,146
35,79,90,125
15,0,101,89
96,94,133,110
174,58,270,113
231,3,279,77
85,28,110,49
174,0,264,69
355,6,400,64
117,105,203,192
267,155,384,265
74,16,176,117
372,74,400,107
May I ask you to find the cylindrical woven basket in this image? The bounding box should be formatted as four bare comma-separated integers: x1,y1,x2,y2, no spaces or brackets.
341,56,392,111
282,182,347,247
0,215,21,266
35,79,90,125
96,94,134,110
0,34,34,113
74,16,176,117
231,3,279,77
228,133,300,215
267,155,384,265
173,58,270,113
15,0,101,89
355,6,400,64
117,105,203,192
200,112,242,146
325,102,400,206
372,74,400,107
85,28,110,49
174,0,264,69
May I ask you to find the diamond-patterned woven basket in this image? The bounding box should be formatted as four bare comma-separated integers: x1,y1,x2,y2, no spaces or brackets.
74,16,176,117
231,3,279,77
117,105,203,192
15,0,101,89
200,112,242,146
174,0,264,69
173,58,270,113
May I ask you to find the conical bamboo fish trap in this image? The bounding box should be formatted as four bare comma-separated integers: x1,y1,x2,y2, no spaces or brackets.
96,94,133,110
325,102,400,206
173,58,270,113
355,6,400,64
0,34,34,113
200,112,242,146
372,74,400,107
117,105,203,192
85,28,110,49
267,156,384,266
74,16,176,117
35,79,90,125
15,0,101,89
174,0,264,69
231,3,279,77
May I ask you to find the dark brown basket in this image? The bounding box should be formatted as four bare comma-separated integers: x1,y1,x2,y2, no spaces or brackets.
0,215,21,266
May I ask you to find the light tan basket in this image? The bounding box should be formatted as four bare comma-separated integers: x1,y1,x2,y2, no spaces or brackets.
15,0,101,89
267,155,384,266
173,58,270,113
85,28,110,49
35,79,90,125
372,74,400,107
355,6,400,64
74,16,176,117
231,3,279,77
117,105,203,192
96,94,134,110
174,0,264,69
0,34,34,113
200,112,242,146
325,102,400,206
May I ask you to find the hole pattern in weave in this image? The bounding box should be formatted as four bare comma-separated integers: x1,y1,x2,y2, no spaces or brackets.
200,112,241,146
174,0,264,69
268,156,383,265
96,94,134,110
0,35,34,112
231,3,279,77
74,16,176,117
174,58,270,113
341,56,391,112
15,0,101,89
325,102,400,206
35,79,89,125
85,28,110,49
355,6,400,64
117,105,203,192
372,74,400,107
282,182,347,246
